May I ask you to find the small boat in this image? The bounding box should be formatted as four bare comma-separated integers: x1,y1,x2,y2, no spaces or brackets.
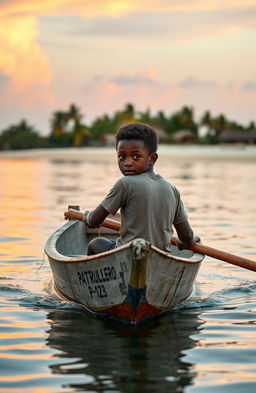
45,212,204,325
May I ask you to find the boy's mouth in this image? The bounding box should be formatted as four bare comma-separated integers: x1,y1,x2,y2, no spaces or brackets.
123,169,136,175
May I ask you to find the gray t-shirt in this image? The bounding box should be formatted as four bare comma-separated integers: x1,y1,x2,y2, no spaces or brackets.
101,171,187,251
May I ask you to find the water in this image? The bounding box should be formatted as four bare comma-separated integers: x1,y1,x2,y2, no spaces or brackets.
0,146,256,393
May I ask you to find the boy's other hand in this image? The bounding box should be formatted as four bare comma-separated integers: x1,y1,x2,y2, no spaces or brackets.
176,235,201,250
193,235,201,244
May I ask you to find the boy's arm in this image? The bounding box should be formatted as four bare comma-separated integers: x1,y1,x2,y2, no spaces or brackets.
86,204,109,228
174,219,200,248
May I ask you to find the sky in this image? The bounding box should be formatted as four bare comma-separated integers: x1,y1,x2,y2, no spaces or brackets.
1,0,256,134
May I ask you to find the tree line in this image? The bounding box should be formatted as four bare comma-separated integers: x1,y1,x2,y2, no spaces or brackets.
0,103,255,150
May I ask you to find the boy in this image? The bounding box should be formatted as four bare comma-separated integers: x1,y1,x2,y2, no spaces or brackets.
86,122,200,255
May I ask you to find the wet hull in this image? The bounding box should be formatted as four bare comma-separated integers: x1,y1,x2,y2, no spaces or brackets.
45,220,204,325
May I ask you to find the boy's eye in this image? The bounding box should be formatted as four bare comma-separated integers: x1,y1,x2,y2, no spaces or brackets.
118,153,141,161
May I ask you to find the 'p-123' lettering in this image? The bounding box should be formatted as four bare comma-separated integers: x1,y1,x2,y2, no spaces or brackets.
88,285,107,299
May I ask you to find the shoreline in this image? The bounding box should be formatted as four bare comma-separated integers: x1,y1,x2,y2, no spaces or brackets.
0,144,255,161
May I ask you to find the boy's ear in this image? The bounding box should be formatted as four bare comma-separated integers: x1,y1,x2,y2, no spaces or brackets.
149,153,158,165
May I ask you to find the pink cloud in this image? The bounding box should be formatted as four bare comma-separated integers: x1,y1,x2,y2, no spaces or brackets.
0,14,54,108
80,72,256,126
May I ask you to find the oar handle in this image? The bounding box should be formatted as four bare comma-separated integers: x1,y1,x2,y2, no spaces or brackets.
64,209,256,272
64,209,85,221
64,209,120,231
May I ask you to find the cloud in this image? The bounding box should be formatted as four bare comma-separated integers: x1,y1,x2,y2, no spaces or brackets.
0,71,9,84
78,71,256,128
1,0,256,131
1,1,256,18
81,69,181,121
0,0,137,19
80,71,256,117
179,76,218,89
111,69,157,86
0,15,52,88
0,13,54,107
34,6,256,51
243,80,256,90
84,68,158,90
145,1,256,13
111,75,153,85
80,71,256,125
2,2,256,38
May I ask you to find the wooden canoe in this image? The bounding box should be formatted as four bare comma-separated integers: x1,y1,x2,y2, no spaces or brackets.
45,218,204,325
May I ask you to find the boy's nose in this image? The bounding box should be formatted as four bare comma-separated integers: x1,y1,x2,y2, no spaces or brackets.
124,158,133,166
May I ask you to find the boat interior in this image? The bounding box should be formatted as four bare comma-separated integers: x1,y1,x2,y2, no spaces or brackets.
55,219,196,261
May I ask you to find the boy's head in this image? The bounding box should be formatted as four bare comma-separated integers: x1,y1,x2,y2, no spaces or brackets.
115,122,158,176
115,122,158,154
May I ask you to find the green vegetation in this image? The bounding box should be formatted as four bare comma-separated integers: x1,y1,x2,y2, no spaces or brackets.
0,120,48,150
0,103,255,150
49,104,91,147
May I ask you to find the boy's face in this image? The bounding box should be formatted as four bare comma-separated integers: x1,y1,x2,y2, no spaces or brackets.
116,139,158,176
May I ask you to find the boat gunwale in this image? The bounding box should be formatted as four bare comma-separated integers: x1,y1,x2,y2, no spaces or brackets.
45,219,204,265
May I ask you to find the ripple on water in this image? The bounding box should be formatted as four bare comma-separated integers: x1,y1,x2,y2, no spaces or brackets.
0,152,256,392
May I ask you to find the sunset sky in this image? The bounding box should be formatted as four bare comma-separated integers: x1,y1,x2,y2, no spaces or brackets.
1,0,256,134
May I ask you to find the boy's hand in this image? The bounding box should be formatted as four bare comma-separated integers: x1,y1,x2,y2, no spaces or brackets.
175,238,188,250
193,235,201,244
176,235,201,250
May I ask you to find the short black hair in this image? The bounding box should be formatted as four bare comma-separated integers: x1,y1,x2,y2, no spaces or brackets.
115,122,158,153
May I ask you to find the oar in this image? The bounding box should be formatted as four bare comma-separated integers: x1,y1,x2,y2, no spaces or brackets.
64,209,120,231
65,208,256,272
173,240,256,272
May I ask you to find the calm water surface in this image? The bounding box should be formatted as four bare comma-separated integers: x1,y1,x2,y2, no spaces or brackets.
0,146,256,393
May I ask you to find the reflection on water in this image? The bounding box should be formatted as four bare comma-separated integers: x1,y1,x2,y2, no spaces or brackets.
46,309,202,393
0,148,256,392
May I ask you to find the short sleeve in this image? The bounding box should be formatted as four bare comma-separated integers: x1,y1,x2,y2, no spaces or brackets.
101,178,127,215
173,186,188,224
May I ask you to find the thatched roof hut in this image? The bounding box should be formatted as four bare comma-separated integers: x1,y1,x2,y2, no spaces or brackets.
219,131,256,144
172,130,195,144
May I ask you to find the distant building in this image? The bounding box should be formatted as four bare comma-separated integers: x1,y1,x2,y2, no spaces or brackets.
219,131,256,144
154,127,169,144
172,130,196,144
101,134,116,146
101,127,169,146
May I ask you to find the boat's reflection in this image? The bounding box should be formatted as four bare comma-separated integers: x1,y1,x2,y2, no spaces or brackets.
46,310,203,392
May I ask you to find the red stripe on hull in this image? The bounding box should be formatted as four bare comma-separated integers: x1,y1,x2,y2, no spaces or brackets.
95,302,163,324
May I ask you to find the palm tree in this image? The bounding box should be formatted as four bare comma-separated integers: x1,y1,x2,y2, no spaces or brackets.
50,111,68,137
180,106,197,133
247,121,256,131
138,108,152,124
200,111,228,143
67,104,85,147
201,111,212,127
114,103,137,128
168,106,197,137
123,103,135,120
68,104,83,124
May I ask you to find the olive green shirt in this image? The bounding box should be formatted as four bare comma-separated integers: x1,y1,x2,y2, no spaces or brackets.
101,171,187,251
